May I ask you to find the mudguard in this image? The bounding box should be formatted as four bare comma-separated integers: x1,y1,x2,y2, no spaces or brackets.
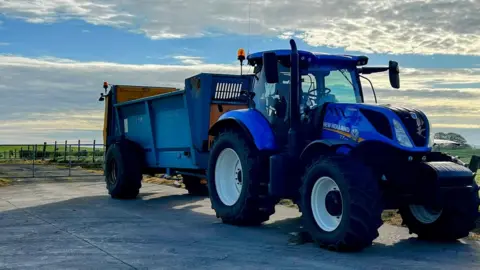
208,109,278,151
300,139,355,161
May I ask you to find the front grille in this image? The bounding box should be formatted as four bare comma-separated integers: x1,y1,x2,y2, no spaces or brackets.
388,106,428,147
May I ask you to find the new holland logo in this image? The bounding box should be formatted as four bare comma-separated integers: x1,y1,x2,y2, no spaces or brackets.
351,128,360,141
410,112,418,120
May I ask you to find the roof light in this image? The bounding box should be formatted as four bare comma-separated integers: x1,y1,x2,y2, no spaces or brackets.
103,82,108,93
237,48,246,61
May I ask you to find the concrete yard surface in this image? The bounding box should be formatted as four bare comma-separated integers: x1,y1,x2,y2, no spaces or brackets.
1,179,479,270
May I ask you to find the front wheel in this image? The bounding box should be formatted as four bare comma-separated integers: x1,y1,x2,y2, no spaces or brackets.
399,183,479,241
299,155,383,252
207,130,275,226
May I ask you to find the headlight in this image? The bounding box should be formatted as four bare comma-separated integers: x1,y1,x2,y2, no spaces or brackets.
393,119,413,148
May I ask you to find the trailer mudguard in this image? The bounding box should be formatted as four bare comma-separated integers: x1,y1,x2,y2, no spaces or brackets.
208,109,278,151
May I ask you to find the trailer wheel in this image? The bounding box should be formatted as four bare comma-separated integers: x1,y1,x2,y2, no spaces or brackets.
399,182,479,241
207,130,275,226
182,175,209,196
104,140,143,199
299,155,383,252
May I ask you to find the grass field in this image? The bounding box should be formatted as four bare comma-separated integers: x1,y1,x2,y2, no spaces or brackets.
434,147,480,163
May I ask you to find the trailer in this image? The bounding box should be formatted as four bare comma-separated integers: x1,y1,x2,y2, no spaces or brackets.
100,74,253,196
99,40,479,252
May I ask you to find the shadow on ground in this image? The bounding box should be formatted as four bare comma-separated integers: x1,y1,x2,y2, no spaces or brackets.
1,183,479,269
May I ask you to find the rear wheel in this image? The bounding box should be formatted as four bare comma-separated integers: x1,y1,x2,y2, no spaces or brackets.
399,182,479,241
207,130,275,226
104,140,143,199
299,155,383,252
182,175,209,196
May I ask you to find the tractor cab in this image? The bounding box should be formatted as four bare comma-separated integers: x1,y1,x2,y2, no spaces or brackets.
246,49,400,147
247,50,365,119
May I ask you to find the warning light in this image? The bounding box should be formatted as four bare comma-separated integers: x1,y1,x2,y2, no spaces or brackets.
103,82,109,93
237,48,246,62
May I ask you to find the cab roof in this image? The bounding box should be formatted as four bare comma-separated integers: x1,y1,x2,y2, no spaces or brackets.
247,49,368,67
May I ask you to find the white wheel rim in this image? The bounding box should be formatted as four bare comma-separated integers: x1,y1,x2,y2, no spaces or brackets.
409,205,442,224
214,148,243,206
311,176,343,232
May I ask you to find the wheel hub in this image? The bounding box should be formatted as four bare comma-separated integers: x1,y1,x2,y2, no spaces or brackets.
235,168,242,191
325,190,342,216
310,176,344,232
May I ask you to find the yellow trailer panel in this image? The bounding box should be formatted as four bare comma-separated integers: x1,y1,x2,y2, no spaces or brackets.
115,85,178,103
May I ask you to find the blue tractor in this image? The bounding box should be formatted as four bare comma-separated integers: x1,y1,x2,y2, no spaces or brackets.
99,39,479,252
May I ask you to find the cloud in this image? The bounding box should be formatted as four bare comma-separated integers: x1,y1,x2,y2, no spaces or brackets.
0,42,9,46
1,1,480,55
173,55,204,65
361,68,480,125
0,54,237,143
0,54,479,144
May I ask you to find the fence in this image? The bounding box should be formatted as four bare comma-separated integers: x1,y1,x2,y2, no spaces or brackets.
0,140,105,179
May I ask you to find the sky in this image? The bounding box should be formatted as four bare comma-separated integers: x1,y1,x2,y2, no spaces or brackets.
0,0,479,146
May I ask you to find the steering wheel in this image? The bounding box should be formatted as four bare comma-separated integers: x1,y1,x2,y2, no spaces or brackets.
306,87,331,96
303,87,332,104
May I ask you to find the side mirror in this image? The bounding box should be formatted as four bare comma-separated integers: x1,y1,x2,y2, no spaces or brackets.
263,52,279,84
389,61,400,89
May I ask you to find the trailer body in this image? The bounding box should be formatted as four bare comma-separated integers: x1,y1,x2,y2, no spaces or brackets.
103,73,252,174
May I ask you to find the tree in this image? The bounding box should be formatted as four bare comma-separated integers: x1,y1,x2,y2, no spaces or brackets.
434,132,468,145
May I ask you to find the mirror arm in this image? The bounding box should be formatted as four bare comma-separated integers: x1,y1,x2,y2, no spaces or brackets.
359,75,377,104
358,66,389,74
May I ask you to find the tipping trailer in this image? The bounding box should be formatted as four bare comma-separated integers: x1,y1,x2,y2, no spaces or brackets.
99,73,253,196
99,39,479,252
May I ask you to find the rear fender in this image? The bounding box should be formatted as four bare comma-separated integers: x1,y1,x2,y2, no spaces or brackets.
208,109,278,151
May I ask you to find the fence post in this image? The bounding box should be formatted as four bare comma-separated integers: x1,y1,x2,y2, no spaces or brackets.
77,140,81,161
64,140,68,162
92,140,96,163
53,141,57,161
33,144,37,178
42,142,47,161
14,149,17,159
20,147,23,160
